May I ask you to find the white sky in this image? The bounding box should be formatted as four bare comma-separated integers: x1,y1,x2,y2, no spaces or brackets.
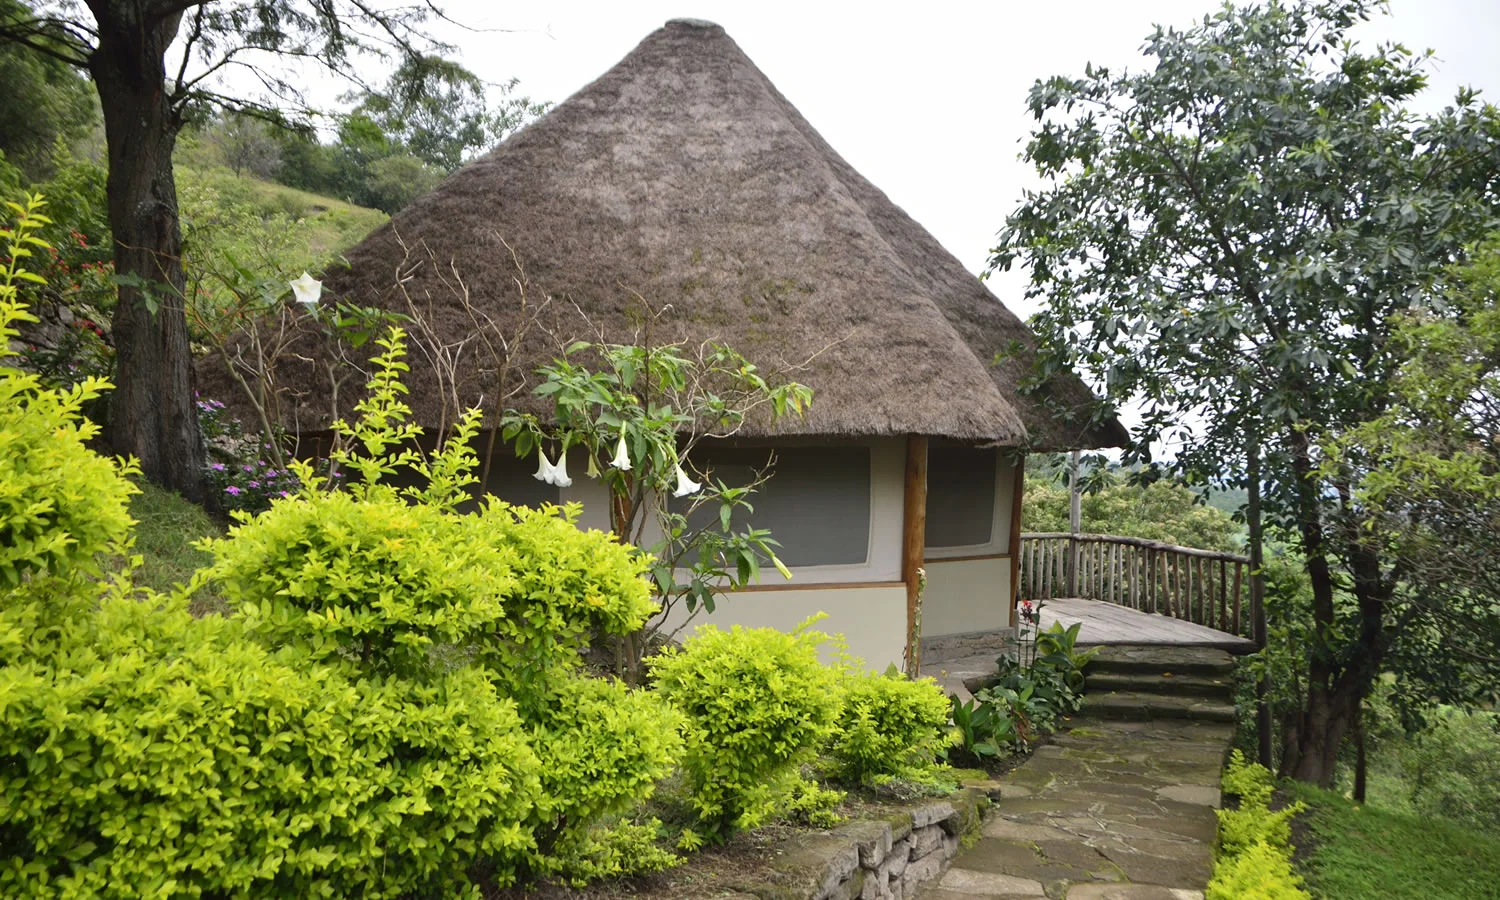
432,0,1500,320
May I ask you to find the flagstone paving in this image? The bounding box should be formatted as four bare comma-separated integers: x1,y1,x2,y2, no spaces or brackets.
918,647,1238,900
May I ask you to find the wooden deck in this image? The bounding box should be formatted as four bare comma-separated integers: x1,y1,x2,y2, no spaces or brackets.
1037,597,1255,653
923,597,1253,701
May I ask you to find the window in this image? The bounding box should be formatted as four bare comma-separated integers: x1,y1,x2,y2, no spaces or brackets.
926,447,996,548
672,446,872,567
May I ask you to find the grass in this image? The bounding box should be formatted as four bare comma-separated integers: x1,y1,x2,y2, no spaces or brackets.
177,164,388,262
125,481,225,611
1286,781,1500,900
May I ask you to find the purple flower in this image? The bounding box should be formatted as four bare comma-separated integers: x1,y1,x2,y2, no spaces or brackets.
243,464,254,473
278,491,290,498
247,481,260,489
210,463,226,472
225,486,242,495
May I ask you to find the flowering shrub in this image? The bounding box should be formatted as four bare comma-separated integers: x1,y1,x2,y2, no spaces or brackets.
197,395,305,513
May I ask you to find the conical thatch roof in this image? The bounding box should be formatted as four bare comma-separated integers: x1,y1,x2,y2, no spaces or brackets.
199,18,1125,450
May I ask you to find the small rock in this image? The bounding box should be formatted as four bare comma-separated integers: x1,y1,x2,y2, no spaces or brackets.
834,819,893,869
909,800,956,828
910,824,945,859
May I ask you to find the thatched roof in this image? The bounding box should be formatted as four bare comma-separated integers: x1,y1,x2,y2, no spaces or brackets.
198,19,1125,451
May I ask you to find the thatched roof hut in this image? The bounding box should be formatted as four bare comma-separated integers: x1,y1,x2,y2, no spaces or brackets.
198,19,1127,670
200,17,1123,452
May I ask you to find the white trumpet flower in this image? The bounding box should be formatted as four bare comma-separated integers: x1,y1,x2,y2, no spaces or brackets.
551,451,573,488
609,433,632,471
533,448,558,483
672,463,701,498
289,272,322,308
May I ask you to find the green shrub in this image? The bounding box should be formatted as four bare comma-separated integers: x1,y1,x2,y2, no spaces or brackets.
550,819,681,887
474,500,656,710
0,595,543,899
202,488,519,678
1221,748,1276,808
1217,803,1301,858
525,674,685,871
1,196,136,670
1215,748,1302,859
828,669,951,783
1209,751,1309,900
1206,840,1310,900
0,197,136,591
650,621,843,839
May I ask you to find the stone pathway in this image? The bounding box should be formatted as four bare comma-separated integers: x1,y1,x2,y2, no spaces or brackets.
919,647,1238,900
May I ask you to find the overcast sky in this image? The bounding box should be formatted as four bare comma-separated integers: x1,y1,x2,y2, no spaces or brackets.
432,0,1500,320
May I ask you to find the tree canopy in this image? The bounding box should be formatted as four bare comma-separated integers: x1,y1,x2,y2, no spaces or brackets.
992,0,1500,784
0,0,469,500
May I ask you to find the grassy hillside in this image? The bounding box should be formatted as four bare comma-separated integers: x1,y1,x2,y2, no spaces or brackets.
178,163,387,266
1287,782,1500,899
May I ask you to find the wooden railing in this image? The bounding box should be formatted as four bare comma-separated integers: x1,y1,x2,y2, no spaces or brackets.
1018,532,1250,636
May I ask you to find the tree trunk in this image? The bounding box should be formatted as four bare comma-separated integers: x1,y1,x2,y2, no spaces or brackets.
90,7,205,502
1353,699,1367,804
1277,432,1388,787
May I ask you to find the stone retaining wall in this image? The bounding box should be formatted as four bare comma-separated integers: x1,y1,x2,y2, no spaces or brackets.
920,629,1016,665
741,788,988,900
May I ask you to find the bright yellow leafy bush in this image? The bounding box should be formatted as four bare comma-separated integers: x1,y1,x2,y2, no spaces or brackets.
827,668,952,784
0,196,137,662
0,596,543,898
1208,750,1310,900
650,620,843,839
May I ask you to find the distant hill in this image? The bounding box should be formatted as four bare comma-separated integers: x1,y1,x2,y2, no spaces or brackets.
177,163,388,264
1200,485,1248,517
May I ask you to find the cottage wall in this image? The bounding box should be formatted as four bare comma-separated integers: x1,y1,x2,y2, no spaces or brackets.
478,437,1017,670
921,452,1018,640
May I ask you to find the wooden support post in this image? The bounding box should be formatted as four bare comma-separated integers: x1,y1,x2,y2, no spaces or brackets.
1248,428,1274,769
1008,453,1026,625
902,435,928,675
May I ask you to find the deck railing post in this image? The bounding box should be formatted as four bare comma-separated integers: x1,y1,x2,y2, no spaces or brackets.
1066,533,1079,598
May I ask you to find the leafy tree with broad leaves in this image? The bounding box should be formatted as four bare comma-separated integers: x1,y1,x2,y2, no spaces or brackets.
1323,236,1500,721
0,0,459,501
991,0,1500,785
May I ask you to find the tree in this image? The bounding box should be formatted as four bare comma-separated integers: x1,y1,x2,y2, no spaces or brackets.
501,329,813,684
363,152,442,213
0,1,454,501
209,113,280,179
0,0,96,181
991,0,1500,784
1325,236,1500,719
351,55,547,173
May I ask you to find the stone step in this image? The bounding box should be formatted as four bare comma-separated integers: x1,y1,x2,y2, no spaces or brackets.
1086,671,1234,700
1079,690,1237,724
1085,644,1236,678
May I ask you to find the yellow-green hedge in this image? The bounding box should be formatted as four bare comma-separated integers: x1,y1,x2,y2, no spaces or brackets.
1207,750,1311,900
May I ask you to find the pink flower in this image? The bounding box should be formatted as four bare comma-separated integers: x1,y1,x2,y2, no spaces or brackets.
225,486,241,495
